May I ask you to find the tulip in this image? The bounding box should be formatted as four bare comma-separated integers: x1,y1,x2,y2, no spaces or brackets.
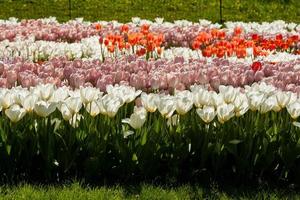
58,102,73,121
196,105,216,123
219,85,238,104
248,92,266,111
80,86,102,104
212,92,225,107
0,90,15,109
257,82,276,95
13,89,30,105
192,87,212,107
34,100,57,117
115,85,141,103
175,90,194,115
157,95,176,118
287,101,300,119
98,94,124,117
6,70,18,86
33,84,55,101
259,96,280,113
233,93,249,117
217,103,235,123
22,94,39,112
64,97,82,114
122,106,147,129
50,87,70,102
5,104,26,122
141,93,159,112
275,91,292,109
85,101,101,117
251,61,262,72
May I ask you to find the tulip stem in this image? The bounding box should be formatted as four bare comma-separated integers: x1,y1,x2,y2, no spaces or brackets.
219,0,223,24
69,0,72,19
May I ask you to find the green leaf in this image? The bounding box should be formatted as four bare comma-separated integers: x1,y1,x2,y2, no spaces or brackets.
141,131,148,146
297,138,300,148
153,119,160,134
229,139,242,145
6,145,11,155
132,153,138,161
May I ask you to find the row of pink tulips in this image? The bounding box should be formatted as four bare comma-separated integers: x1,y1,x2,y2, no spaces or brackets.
0,56,299,93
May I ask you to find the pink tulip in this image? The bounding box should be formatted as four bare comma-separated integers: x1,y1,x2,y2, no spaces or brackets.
6,70,18,85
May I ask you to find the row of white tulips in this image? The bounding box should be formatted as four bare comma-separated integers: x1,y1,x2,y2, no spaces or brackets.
0,37,108,61
1,82,300,131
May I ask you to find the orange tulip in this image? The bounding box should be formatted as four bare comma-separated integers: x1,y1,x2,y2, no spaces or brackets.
95,23,102,31
120,24,129,33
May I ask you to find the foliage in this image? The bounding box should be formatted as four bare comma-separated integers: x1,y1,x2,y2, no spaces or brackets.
1,102,300,184
0,0,299,23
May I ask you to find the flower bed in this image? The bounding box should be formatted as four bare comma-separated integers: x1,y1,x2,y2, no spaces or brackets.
0,18,300,183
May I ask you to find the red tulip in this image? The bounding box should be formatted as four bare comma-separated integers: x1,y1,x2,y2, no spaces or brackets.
251,61,262,72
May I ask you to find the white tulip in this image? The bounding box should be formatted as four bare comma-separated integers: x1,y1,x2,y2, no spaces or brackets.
85,101,101,117
107,85,141,104
217,103,235,123
219,85,238,104
259,96,280,113
34,101,57,117
175,90,193,115
22,94,39,112
58,103,73,121
248,92,266,111
275,91,292,109
257,82,276,96
157,95,176,118
233,93,249,117
141,93,159,112
155,17,164,24
0,91,15,109
13,89,30,105
246,82,276,96
122,107,147,129
50,87,69,102
98,94,124,117
5,104,26,122
176,96,193,115
68,90,81,98
80,87,102,104
64,97,82,114
287,101,300,119
192,88,211,107
212,92,225,107
36,84,55,101
132,17,141,25
288,93,298,106
190,84,206,93
196,105,216,123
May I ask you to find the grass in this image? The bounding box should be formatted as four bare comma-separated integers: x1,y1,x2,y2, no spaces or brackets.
0,0,299,23
0,182,299,199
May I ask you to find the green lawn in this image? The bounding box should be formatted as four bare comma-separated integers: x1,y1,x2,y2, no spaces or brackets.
0,183,299,200
0,0,299,23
